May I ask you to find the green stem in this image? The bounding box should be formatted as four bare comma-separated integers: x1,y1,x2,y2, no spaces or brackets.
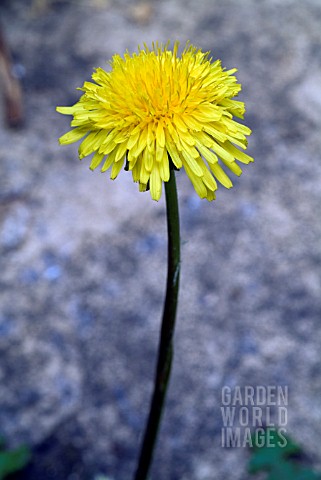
134,167,180,480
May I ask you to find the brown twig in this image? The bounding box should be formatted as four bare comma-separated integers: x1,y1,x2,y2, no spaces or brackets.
0,24,23,127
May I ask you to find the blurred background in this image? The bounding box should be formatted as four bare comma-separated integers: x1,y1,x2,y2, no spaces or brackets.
1,0,321,479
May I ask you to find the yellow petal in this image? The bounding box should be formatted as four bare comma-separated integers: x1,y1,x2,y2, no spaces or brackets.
127,129,140,149
159,150,170,181
143,147,154,171
181,150,203,177
196,142,218,164
179,130,196,146
156,142,164,162
139,159,150,184
196,158,217,191
59,128,88,145
211,141,235,163
156,121,165,147
184,162,207,198
132,156,142,182
139,182,148,192
203,124,227,143
90,151,105,170
180,139,199,158
111,156,125,179
165,136,183,169
150,163,162,201
209,163,233,188
78,131,101,158
221,159,242,176
115,140,128,162
57,105,81,115
182,114,203,131
173,113,188,132
222,142,254,164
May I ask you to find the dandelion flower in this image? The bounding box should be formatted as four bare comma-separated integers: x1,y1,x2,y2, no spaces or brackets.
57,41,253,201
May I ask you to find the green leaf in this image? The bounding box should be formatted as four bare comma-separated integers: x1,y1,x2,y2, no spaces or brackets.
266,462,300,480
248,429,301,473
248,429,321,480
296,468,321,480
0,445,31,480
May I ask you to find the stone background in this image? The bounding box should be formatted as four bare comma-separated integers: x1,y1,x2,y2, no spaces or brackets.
1,0,321,479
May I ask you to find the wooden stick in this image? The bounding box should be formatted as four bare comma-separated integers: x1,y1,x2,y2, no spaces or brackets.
0,24,23,127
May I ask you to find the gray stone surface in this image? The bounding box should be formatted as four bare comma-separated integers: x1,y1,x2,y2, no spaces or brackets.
1,0,321,479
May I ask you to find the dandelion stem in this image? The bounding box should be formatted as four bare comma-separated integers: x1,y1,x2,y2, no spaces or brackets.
134,166,180,480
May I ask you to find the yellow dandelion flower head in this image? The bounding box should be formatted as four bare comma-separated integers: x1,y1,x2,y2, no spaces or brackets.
57,41,253,201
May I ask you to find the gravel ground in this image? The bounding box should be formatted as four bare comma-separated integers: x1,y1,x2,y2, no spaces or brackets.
1,0,321,479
